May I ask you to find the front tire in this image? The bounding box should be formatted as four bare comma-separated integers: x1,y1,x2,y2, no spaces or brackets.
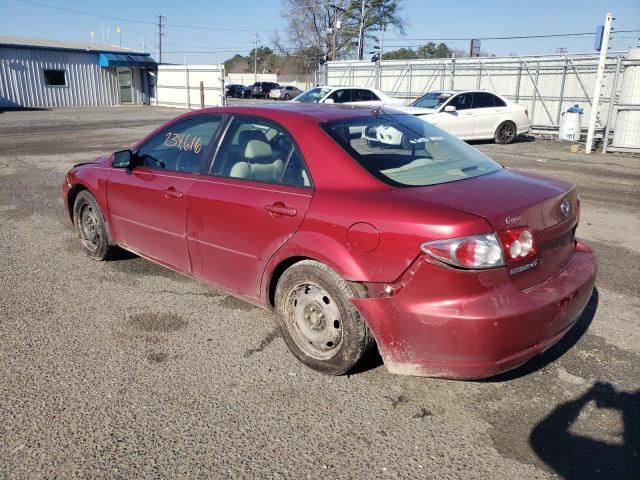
274,260,374,375
495,121,517,144
73,191,113,260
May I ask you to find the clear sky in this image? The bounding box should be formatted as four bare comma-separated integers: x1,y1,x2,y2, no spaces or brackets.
2,0,639,63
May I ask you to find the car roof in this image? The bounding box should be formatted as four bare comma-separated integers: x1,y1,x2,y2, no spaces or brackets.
196,103,400,123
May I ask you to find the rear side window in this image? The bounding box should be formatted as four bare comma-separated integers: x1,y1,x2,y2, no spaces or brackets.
136,116,223,173
353,89,378,101
323,114,501,187
210,116,311,188
472,92,495,108
494,95,506,107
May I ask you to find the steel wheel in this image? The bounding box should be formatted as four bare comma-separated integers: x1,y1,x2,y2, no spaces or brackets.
495,121,517,144
79,203,100,251
72,190,113,260
274,260,374,375
285,282,343,360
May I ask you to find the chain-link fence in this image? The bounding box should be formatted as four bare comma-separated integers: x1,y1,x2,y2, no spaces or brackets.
323,52,627,133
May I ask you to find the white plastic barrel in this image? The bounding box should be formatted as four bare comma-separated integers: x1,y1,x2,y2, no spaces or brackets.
558,112,582,141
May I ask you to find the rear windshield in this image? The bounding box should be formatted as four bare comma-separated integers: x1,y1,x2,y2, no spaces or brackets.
322,113,501,187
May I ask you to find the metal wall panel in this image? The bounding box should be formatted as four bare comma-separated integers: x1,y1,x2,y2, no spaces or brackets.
0,46,147,108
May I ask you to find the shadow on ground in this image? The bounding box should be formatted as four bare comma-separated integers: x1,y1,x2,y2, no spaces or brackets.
530,382,640,480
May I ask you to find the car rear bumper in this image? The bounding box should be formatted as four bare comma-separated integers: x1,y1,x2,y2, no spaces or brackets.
351,241,597,379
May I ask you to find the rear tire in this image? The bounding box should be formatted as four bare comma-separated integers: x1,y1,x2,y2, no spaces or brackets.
73,191,113,260
274,260,374,375
495,121,517,144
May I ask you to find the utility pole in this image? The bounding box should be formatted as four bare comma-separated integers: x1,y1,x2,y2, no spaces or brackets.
585,12,613,154
380,23,385,61
253,33,259,83
356,0,366,60
156,15,165,64
329,4,344,61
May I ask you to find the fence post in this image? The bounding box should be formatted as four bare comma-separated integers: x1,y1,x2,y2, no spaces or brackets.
602,54,622,153
200,81,204,109
515,60,522,103
530,61,540,125
408,63,413,101
450,55,456,90
556,57,568,125
185,66,191,110
477,63,482,89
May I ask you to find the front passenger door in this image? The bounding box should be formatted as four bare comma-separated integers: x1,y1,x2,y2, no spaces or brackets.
428,93,475,138
186,115,313,299
107,115,224,272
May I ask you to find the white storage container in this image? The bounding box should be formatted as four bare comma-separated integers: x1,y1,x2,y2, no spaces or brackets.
558,112,582,141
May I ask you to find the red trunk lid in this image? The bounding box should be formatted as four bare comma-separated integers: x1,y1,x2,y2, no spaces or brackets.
394,169,579,289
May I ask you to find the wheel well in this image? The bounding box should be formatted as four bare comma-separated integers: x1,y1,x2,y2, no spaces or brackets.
268,256,310,308
67,184,88,224
267,256,369,308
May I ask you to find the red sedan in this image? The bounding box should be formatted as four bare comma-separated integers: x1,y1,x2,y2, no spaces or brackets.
62,104,597,379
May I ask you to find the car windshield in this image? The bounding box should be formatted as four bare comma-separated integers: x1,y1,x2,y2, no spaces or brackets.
295,87,332,103
410,91,452,109
322,113,501,187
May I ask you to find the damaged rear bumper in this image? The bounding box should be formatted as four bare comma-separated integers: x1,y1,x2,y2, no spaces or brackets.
351,241,597,379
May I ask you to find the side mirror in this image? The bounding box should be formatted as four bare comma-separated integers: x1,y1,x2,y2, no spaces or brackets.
324,98,335,104
113,149,133,168
444,105,457,113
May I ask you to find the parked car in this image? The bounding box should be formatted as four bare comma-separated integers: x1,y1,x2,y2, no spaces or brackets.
63,104,596,379
241,85,252,98
248,81,280,98
392,90,531,144
269,85,303,100
225,84,245,98
293,85,403,107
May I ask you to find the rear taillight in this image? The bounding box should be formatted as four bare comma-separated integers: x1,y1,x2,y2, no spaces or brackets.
498,227,537,261
421,234,505,269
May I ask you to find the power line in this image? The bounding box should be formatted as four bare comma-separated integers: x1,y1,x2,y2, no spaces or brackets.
15,0,275,32
383,29,640,43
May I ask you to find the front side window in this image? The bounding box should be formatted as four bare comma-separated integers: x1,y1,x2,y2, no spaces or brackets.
136,116,223,173
328,89,352,103
448,93,473,111
295,87,332,103
210,116,311,188
323,114,501,187
410,91,452,109
44,69,66,86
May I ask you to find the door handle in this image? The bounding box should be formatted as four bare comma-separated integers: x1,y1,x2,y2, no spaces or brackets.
265,202,297,217
464,112,473,116
164,188,184,199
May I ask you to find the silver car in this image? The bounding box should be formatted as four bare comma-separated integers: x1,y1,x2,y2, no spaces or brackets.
269,85,303,100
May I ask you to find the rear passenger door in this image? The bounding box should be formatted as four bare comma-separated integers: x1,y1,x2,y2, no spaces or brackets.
186,115,313,299
471,92,505,137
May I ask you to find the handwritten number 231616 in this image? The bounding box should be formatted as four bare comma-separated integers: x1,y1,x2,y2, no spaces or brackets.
164,132,202,154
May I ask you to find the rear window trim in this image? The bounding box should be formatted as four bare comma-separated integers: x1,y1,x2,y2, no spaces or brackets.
320,116,503,189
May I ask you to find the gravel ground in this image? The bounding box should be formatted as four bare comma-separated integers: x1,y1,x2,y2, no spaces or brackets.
0,105,638,480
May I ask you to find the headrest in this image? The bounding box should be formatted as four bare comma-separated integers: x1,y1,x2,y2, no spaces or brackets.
238,129,267,147
244,139,272,159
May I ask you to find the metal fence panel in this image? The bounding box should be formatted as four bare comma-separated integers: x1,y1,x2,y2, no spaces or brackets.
324,52,626,132
156,64,224,109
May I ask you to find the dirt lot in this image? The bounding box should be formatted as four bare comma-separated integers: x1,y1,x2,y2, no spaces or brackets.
0,105,638,479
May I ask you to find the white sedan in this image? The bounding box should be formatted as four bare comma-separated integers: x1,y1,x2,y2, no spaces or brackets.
292,86,404,107
394,90,531,144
